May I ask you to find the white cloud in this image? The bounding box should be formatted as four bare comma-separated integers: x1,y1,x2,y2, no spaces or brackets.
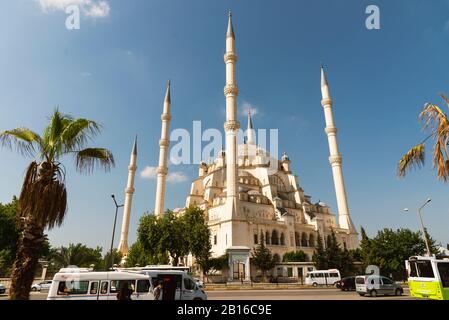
240,101,259,117
166,172,188,183
140,166,157,179
140,166,188,183
36,0,110,18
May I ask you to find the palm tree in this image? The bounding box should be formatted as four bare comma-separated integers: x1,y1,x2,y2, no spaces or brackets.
398,94,449,181
0,109,114,299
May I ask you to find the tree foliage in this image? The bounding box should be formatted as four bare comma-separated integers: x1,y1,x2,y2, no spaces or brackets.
359,227,438,280
251,236,277,281
137,207,211,269
282,250,309,262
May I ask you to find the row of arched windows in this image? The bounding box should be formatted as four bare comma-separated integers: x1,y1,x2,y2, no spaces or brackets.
295,232,315,248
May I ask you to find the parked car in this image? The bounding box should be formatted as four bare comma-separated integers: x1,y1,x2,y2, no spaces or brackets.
0,283,6,294
355,275,403,297
31,280,53,292
336,276,356,291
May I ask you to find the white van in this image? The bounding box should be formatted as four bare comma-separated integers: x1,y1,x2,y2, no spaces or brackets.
47,269,154,300
305,269,341,286
119,267,207,300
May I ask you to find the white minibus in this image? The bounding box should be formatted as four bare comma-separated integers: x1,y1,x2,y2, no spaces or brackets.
118,267,207,300
305,269,341,286
47,269,154,300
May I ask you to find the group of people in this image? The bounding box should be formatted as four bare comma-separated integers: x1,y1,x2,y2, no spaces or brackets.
116,280,163,301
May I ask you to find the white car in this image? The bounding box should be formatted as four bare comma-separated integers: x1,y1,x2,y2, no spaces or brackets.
0,283,6,294
31,280,53,292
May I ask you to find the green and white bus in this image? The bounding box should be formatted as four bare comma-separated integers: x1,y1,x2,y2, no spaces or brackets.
406,255,449,300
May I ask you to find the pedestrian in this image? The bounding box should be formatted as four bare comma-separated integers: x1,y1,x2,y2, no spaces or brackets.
153,281,163,300
117,282,133,301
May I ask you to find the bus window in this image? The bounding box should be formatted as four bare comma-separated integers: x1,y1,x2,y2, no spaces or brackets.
416,260,434,278
58,281,89,295
100,281,108,294
110,280,134,293
89,281,99,294
409,261,418,277
437,263,449,288
330,273,338,278
136,280,151,293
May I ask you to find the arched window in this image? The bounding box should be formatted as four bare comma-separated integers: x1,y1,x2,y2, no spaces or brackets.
309,233,315,248
280,233,285,246
301,232,308,247
266,231,271,245
271,230,279,245
295,232,300,247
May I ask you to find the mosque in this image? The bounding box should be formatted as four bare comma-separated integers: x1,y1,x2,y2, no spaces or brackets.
116,12,359,281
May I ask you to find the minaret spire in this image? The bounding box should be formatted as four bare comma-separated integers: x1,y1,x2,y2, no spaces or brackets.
223,11,239,222
320,65,355,233
117,135,138,260
154,81,172,217
247,108,255,145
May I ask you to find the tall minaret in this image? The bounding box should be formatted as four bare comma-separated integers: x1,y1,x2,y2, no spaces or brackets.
118,136,137,258
224,11,239,218
154,81,171,217
320,65,355,231
247,109,255,145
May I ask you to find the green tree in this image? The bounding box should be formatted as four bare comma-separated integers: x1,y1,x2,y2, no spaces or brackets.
101,249,123,270
183,206,212,275
50,243,102,269
207,254,229,273
251,236,277,282
326,230,342,269
282,250,308,262
0,197,19,277
362,228,437,280
312,232,327,270
138,211,189,266
0,109,114,300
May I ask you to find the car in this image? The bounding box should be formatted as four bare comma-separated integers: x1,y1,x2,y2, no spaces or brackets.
0,283,6,294
31,280,53,292
336,276,356,291
355,275,403,297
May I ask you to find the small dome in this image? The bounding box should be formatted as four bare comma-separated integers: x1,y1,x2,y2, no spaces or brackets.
281,152,290,162
317,201,328,207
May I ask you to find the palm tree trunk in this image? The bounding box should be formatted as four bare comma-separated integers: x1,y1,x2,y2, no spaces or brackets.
9,224,45,300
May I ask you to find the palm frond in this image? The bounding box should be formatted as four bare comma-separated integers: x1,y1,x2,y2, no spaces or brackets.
433,139,449,182
419,103,449,134
398,143,425,177
43,109,74,160
440,93,449,109
60,118,101,153
0,128,42,157
75,148,115,174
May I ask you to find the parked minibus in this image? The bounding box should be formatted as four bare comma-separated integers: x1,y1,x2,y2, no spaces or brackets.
305,269,341,286
118,267,207,300
47,268,154,300
406,255,449,300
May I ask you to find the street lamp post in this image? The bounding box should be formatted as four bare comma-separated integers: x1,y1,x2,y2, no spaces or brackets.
110,194,124,270
404,198,432,257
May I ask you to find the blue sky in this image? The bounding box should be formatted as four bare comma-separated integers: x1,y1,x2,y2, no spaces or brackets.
1,0,449,251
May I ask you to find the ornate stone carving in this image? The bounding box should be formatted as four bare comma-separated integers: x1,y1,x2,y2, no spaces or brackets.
224,120,240,131
329,155,342,165
223,84,238,96
224,52,238,63
161,113,171,121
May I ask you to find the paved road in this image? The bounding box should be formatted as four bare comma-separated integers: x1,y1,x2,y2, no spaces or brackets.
0,288,414,300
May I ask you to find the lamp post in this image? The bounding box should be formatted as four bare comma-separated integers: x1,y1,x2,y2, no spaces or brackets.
404,198,432,257
110,194,124,270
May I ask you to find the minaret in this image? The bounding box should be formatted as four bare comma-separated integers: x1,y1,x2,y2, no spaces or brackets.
118,136,137,258
224,11,239,218
154,81,171,217
320,65,355,231
247,109,255,145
